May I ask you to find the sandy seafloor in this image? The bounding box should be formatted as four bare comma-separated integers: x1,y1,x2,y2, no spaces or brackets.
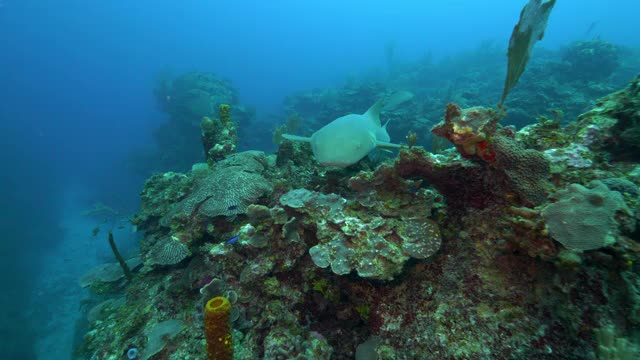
31,187,138,359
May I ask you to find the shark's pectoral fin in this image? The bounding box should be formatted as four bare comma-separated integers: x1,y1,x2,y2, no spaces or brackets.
375,140,404,149
282,134,312,143
375,141,423,150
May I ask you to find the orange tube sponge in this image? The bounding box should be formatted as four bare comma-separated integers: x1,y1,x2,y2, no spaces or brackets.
204,296,233,360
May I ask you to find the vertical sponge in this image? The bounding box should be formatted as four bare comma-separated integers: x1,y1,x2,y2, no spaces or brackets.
204,296,233,360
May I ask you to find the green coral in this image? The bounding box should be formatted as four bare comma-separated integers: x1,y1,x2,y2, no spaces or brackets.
219,103,231,125
355,305,370,321
516,115,571,151
312,278,340,303
594,326,639,360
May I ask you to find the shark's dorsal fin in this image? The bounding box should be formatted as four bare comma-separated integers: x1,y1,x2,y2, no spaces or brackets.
364,98,385,127
282,134,312,143
384,91,414,110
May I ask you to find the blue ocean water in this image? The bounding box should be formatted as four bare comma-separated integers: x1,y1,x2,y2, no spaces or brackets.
0,1,639,359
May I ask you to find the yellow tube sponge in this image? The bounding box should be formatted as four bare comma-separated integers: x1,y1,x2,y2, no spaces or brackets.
204,296,233,360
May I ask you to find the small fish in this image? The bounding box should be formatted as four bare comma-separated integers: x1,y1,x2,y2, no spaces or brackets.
226,236,239,245
91,226,100,237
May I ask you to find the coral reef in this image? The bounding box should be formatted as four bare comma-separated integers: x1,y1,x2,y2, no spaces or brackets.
408,102,553,207
79,51,640,360
559,40,621,82
160,151,273,229
570,74,640,161
201,104,239,164
276,41,636,149
79,257,142,291
131,71,255,173
279,181,441,280
132,172,192,229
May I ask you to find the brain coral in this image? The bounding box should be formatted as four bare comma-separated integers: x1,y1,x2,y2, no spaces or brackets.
492,134,552,206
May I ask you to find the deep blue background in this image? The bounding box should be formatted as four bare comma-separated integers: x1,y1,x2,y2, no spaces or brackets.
2,0,638,199
0,1,638,358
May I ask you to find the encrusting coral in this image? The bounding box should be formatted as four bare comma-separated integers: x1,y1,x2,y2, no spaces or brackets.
279,183,441,280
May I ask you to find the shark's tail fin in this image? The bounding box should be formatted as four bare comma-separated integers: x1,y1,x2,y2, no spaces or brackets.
282,134,312,143
364,99,385,126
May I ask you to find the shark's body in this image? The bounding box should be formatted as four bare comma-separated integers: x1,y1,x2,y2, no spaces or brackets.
282,99,402,167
